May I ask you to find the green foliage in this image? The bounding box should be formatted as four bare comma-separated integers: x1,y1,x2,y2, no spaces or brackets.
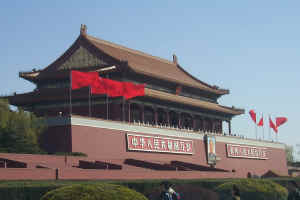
286,145,295,164
216,179,288,200
40,183,148,200
0,99,10,129
0,181,62,200
0,99,46,154
0,179,224,200
0,178,298,200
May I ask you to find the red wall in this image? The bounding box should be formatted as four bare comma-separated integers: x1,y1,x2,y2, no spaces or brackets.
71,125,288,178
42,126,72,153
0,168,237,180
216,141,288,177
59,169,236,180
0,168,56,180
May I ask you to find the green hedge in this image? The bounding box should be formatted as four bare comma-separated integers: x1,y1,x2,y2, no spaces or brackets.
41,183,148,200
0,179,226,200
215,179,288,200
0,178,297,200
0,181,67,200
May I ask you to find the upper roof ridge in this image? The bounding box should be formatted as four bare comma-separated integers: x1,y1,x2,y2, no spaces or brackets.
86,34,175,66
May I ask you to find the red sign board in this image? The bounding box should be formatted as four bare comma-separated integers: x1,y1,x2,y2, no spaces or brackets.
127,134,194,154
226,144,268,159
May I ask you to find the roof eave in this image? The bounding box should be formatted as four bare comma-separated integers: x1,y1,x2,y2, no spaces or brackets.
19,71,41,83
144,88,244,116
130,67,229,96
176,64,229,95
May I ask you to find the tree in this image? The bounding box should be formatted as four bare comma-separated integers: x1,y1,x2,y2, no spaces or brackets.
285,145,294,164
296,144,300,162
0,99,46,154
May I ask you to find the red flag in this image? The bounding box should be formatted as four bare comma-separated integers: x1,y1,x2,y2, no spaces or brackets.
123,82,145,99
92,78,145,99
103,78,124,97
249,110,256,124
91,77,124,97
71,70,99,90
91,77,107,94
72,70,145,99
276,117,287,127
258,117,263,126
175,85,182,95
269,117,278,133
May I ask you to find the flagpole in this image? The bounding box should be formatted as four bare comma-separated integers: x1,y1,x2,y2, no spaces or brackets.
67,70,72,167
122,97,125,122
128,102,131,123
249,110,257,139
262,122,265,140
89,86,91,117
268,114,271,141
255,124,257,140
106,74,109,120
276,131,278,142
262,113,264,140
69,70,72,116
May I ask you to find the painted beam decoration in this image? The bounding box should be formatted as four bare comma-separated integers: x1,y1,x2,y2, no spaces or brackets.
226,144,268,159
127,133,193,154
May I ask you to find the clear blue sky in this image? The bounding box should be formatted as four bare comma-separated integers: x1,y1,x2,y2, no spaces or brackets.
1,1,299,159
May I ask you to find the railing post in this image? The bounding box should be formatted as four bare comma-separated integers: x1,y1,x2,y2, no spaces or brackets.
55,168,59,180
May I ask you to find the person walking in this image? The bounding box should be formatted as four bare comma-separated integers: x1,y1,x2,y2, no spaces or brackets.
160,182,180,200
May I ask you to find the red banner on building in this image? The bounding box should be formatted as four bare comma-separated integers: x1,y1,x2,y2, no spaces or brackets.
226,144,268,160
127,134,194,154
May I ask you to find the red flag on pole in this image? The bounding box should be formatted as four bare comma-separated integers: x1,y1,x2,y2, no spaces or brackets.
103,78,125,97
276,117,287,127
72,70,145,99
258,117,263,126
249,110,256,124
71,70,99,90
269,117,278,133
91,77,145,99
90,77,107,94
123,82,145,100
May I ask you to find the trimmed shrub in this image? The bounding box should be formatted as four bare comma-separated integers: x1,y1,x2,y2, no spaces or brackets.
40,183,148,200
0,178,296,200
216,179,288,200
0,182,62,200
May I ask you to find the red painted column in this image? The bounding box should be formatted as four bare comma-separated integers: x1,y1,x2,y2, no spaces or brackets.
166,109,170,126
199,117,203,131
192,115,196,130
140,104,144,123
212,119,216,132
203,118,207,132
228,120,232,135
220,120,223,134
128,102,131,123
178,112,182,128
122,100,125,122
154,107,158,125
